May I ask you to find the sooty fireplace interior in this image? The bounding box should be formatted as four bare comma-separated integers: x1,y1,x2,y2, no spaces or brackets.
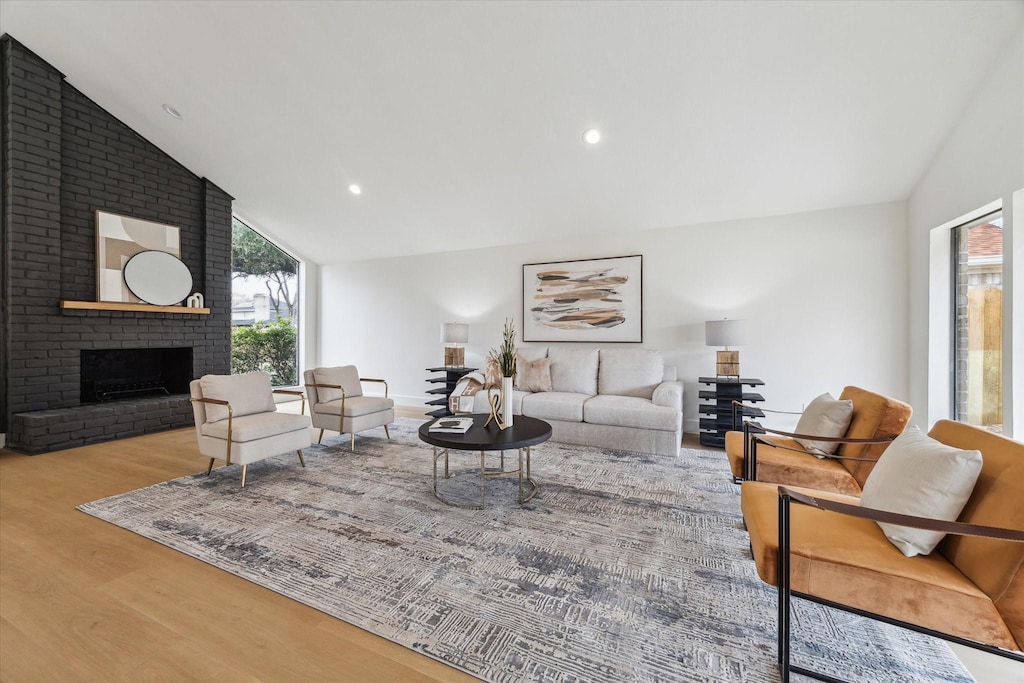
81,348,193,403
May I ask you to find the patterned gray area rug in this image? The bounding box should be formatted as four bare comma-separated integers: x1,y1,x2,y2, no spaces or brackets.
79,418,972,682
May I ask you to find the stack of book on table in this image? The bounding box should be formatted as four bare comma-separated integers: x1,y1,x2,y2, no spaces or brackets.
428,416,474,433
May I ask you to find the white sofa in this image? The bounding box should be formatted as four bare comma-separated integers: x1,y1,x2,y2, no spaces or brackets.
468,347,683,457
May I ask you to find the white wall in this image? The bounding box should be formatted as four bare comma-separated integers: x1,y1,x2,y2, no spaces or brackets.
908,28,1024,437
319,201,909,434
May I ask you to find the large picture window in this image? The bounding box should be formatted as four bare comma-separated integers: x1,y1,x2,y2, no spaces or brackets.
951,211,1002,431
230,217,300,386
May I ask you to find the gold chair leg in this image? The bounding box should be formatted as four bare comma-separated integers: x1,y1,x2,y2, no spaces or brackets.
317,428,324,444
206,458,215,475
240,464,248,488
350,433,355,452
297,449,305,468
384,424,391,440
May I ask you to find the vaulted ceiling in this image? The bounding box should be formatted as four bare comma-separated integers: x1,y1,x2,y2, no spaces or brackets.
2,1,1021,263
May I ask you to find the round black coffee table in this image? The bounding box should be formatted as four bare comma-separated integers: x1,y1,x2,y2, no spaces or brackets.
419,414,551,510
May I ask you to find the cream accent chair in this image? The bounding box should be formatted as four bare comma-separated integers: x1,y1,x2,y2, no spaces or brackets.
189,371,312,487
304,366,395,451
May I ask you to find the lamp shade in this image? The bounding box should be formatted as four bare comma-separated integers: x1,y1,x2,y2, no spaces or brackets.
440,322,469,344
705,319,747,347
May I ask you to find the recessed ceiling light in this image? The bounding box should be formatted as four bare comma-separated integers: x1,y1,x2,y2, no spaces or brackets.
582,128,601,144
348,184,362,195
162,104,182,119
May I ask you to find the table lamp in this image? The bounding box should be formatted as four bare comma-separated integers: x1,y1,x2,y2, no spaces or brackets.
705,319,747,378
441,322,469,367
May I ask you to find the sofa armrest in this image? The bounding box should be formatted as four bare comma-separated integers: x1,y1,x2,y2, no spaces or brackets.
652,381,682,411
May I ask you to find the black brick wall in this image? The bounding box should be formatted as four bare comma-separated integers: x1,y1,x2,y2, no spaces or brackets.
1,36,233,453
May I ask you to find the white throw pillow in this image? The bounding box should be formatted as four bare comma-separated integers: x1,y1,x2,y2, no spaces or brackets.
313,366,362,403
860,425,983,557
794,393,854,456
199,371,277,423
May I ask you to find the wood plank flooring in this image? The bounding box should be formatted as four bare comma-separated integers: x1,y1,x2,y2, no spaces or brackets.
0,407,476,682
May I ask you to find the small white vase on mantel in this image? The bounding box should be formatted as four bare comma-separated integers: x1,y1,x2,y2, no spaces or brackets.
501,376,514,428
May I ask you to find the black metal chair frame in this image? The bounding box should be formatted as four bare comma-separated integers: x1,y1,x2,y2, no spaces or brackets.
735,408,897,483
776,486,1024,682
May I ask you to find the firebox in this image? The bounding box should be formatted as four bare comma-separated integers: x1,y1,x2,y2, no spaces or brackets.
80,348,193,403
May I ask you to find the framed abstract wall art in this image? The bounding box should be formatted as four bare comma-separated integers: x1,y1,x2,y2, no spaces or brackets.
95,210,182,303
522,254,643,342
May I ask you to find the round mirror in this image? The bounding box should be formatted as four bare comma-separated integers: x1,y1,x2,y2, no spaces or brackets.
123,250,193,306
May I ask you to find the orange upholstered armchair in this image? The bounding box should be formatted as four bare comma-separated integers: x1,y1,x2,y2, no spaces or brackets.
741,420,1024,681
724,386,911,496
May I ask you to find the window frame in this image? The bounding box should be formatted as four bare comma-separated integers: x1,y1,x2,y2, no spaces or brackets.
229,215,304,389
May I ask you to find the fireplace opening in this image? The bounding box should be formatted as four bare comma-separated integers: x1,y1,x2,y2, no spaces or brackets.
81,348,193,403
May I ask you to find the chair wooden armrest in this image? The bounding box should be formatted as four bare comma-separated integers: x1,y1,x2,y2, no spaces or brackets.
775,485,1024,681
189,396,234,464
744,422,898,481
304,382,347,402
273,389,307,415
190,396,231,409
360,377,389,397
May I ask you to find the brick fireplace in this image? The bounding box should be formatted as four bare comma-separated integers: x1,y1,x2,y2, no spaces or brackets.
1,36,233,453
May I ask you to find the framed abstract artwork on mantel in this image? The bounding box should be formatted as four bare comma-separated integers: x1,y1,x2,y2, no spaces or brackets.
522,254,643,343
95,210,183,303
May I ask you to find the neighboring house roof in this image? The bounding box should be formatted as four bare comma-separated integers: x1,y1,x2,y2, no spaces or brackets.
969,223,1002,258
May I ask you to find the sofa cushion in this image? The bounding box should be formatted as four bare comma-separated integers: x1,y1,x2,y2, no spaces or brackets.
794,392,853,456
583,395,679,432
740,481,1018,651
521,392,588,422
315,395,395,418
313,366,362,403
515,356,552,392
598,349,664,399
200,411,310,443
199,372,277,423
548,348,599,395
726,433,862,496
861,425,983,558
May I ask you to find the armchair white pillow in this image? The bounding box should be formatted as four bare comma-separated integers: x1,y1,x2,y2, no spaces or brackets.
793,392,854,456
198,371,277,423
312,366,362,403
860,425,983,557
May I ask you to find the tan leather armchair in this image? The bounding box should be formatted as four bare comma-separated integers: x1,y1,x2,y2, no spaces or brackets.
189,371,311,487
725,386,911,495
304,366,395,451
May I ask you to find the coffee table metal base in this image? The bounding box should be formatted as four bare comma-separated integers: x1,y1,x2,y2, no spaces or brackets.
431,446,538,510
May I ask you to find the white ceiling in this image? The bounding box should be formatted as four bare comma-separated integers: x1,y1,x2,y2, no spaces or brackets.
1,1,1022,264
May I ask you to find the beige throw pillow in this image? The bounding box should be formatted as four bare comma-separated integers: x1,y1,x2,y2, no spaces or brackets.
860,426,982,557
794,392,854,456
313,366,363,403
199,371,276,423
515,357,552,393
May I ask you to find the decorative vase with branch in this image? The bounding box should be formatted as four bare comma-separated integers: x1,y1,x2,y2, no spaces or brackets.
486,318,516,429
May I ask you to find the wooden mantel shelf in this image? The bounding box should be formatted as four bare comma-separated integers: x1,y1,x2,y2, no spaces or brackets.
60,300,211,315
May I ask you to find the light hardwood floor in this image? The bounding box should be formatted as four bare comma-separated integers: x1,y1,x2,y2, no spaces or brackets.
0,406,477,682
1,412,1013,681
